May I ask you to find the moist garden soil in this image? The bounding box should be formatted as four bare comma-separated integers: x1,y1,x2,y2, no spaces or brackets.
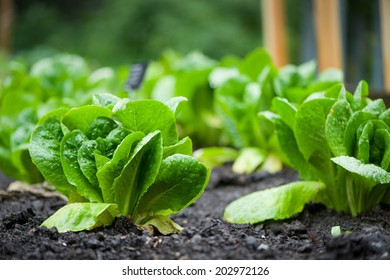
1,166,390,260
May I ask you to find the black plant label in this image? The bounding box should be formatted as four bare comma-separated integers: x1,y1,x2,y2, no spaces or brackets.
125,62,149,92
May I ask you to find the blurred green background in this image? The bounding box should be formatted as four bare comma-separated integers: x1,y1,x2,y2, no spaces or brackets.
1,0,385,90
11,0,263,65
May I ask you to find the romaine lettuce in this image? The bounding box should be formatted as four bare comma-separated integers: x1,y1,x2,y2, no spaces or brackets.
29,93,209,234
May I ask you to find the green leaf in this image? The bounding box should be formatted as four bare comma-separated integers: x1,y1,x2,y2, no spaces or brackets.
141,215,183,235
257,65,277,111
243,83,261,107
352,80,369,110
61,130,103,202
325,100,352,156
163,136,193,158
316,68,344,83
114,131,163,216
113,99,178,146
324,83,345,99
271,97,297,130
104,126,132,158
371,129,390,169
295,98,336,178
142,215,183,235
84,116,118,140
380,129,390,170
239,48,272,81
356,121,374,163
77,139,105,186
232,147,265,174
0,148,13,176
10,148,43,184
331,226,341,237
214,75,250,147
135,154,209,217
150,76,175,102
92,93,121,109
272,118,315,179
193,147,239,169
335,84,348,100
41,203,120,233
344,111,376,155
29,108,76,196
215,75,265,148
297,60,316,83
362,99,386,116
260,153,283,173
224,181,325,224
97,131,145,203
62,105,112,132
10,122,36,152
165,96,188,115
94,153,110,170
379,108,390,126
209,67,240,88
296,98,335,160
331,156,390,185
381,189,390,205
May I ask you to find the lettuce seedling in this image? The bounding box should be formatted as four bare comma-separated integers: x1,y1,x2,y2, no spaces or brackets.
225,81,390,223
29,93,209,234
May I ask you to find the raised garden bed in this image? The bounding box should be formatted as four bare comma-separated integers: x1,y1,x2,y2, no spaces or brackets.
1,166,390,260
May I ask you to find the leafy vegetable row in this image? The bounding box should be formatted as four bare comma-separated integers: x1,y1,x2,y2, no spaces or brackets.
0,54,126,183
29,93,209,234
225,81,390,223
140,49,343,174
196,49,343,174
0,49,343,184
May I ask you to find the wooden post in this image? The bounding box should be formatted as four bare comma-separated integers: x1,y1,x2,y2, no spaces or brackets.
314,0,343,72
380,0,390,93
261,0,289,67
0,0,13,55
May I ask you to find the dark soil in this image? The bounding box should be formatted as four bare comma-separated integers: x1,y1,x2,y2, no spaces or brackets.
1,167,390,260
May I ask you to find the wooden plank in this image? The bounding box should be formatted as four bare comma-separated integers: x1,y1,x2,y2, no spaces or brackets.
0,0,14,54
380,0,390,93
261,0,289,67
314,0,343,72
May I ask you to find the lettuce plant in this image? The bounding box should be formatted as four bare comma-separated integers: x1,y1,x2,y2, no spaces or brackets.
29,93,209,234
0,60,44,183
0,54,124,183
196,49,342,174
225,81,390,223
